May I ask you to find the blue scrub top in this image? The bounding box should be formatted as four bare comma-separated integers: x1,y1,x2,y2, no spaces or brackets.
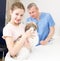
26,12,55,45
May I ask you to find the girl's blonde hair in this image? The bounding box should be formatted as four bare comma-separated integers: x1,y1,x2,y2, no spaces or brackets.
11,2,25,11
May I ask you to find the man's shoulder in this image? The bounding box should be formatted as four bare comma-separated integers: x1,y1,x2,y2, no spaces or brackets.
41,12,52,18
41,12,50,16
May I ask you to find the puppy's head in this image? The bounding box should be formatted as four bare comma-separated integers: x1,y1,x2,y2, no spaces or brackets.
25,22,37,32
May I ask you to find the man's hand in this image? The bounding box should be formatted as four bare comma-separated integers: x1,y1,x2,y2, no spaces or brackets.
40,40,48,45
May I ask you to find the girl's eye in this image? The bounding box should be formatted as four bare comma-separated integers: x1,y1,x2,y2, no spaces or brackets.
16,13,19,15
20,14,23,17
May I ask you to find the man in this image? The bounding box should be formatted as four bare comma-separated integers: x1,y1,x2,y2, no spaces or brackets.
26,3,55,45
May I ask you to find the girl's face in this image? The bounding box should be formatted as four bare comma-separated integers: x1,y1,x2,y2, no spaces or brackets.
10,8,24,25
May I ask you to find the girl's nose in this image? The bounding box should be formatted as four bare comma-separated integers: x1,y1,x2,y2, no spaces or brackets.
17,16,21,20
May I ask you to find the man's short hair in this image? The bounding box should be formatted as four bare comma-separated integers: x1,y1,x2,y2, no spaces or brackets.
27,3,38,10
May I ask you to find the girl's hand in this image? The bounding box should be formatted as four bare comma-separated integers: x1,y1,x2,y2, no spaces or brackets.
24,40,31,52
25,27,34,38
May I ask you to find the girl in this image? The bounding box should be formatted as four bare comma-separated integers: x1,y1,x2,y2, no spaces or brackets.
2,2,34,61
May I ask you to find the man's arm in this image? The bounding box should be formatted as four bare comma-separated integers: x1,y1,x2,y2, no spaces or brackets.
40,26,55,45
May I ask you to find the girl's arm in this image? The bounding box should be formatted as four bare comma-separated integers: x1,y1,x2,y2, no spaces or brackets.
5,35,27,57
5,28,34,57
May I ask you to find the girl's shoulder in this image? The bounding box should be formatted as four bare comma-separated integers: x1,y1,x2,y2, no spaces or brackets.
3,22,11,30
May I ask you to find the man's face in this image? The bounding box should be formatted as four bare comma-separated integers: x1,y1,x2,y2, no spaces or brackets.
28,6,39,19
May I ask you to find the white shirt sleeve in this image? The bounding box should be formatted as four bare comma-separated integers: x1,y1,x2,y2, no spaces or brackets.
3,25,13,39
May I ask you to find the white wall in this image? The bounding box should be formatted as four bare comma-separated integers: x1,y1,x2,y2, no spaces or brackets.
20,0,60,36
